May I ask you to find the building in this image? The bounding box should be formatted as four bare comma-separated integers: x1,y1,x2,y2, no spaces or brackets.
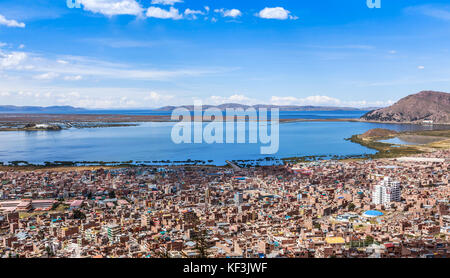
205,186,211,207
372,177,401,205
141,213,152,228
234,192,243,206
106,224,121,241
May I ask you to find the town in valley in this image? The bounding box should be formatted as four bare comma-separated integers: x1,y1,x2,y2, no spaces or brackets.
0,150,448,258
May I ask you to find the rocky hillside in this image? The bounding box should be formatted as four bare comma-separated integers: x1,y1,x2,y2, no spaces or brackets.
360,128,398,139
361,91,450,124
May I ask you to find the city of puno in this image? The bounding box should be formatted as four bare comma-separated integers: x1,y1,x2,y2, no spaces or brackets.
0,0,448,275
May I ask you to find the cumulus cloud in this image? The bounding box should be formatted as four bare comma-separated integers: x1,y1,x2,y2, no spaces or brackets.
146,7,183,20
184,9,204,15
0,51,28,69
214,8,242,18
7,87,162,108
417,65,425,70
78,0,143,17
144,91,174,103
151,0,183,6
0,14,26,28
257,7,297,20
184,8,205,20
55,93,117,109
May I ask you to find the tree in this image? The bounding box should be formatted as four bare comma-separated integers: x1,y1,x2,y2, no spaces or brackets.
46,246,54,257
73,209,86,220
108,190,116,199
348,203,356,211
365,235,374,245
51,202,60,210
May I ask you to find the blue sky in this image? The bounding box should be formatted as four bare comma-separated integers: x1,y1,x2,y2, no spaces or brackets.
1,0,450,108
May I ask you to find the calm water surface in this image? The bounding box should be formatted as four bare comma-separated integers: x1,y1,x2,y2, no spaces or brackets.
0,112,445,165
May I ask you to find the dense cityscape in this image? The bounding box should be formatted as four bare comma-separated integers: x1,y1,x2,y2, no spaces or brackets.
0,150,448,258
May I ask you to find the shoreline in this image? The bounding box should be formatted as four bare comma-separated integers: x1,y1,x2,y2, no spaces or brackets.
347,129,450,159
1,129,448,171
0,114,449,171
1,113,449,132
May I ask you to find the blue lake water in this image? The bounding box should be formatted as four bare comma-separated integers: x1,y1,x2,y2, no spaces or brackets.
0,110,445,166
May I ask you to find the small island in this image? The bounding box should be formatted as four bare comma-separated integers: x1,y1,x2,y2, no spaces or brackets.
0,123,63,131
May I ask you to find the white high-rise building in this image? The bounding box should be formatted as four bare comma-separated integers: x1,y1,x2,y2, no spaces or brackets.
372,177,401,205
234,192,243,206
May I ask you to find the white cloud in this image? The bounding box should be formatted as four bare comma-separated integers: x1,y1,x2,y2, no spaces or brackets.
417,65,425,70
144,91,174,103
257,7,297,20
64,75,83,81
78,0,143,16
18,91,33,97
270,95,392,108
33,72,59,80
51,89,179,108
68,92,81,98
0,49,225,82
208,94,256,105
271,95,341,106
0,14,25,28
184,9,204,15
18,44,25,49
146,7,183,20
184,8,205,20
214,8,242,18
406,5,450,21
0,51,28,69
119,96,138,106
151,0,183,6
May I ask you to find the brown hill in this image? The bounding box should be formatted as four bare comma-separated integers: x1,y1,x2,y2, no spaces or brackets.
361,91,450,124
360,128,398,139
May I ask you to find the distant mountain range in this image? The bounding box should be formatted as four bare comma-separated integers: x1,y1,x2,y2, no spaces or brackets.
361,91,450,124
0,104,379,113
0,105,86,113
155,103,377,111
